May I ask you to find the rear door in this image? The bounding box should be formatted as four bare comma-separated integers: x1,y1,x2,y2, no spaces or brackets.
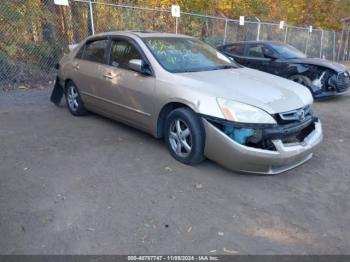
97,37,156,130
71,37,110,109
220,44,246,65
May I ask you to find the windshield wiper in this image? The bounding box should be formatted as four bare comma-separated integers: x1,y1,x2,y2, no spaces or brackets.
173,65,236,73
213,65,237,70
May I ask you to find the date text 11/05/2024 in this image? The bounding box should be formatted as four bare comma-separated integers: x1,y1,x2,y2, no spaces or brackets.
127,255,219,261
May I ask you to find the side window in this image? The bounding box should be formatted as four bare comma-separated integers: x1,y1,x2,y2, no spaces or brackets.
110,40,141,69
225,44,245,56
75,45,85,59
246,44,265,58
263,46,277,58
83,39,108,64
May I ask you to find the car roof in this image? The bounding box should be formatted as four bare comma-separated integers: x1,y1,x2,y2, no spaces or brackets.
86,31,193,40
222,40,283,46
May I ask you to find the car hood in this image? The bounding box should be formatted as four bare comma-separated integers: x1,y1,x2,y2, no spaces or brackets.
286,57,347,72
176,67,313,114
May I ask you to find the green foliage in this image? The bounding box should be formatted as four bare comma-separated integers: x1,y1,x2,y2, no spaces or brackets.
19,42,60,69
0,50,19,82
203,36,225,47
0,1,24,22
0,0,348,83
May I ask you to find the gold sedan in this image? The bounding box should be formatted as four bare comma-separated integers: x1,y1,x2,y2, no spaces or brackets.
52,31,322,174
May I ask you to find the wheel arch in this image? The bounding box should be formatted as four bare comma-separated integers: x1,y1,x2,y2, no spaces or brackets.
64,78,75,90
156,101,197,138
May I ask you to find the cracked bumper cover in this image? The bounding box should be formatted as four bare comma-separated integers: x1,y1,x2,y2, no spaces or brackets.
203,118,323,174
313,86,350,99
313,71,350,99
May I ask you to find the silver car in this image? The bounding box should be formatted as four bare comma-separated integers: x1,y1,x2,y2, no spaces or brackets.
52,31,323,174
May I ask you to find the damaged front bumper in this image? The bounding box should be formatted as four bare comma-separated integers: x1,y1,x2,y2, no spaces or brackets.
313,86,350,99
313,71,350,99
202,114,323,174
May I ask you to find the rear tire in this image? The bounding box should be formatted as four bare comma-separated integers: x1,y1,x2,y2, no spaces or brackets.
164,108,205,165
65,81,87,116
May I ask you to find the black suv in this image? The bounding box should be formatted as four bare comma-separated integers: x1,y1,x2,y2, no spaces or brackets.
218,41,350,99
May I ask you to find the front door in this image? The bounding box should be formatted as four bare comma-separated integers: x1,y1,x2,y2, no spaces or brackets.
97,38,156,130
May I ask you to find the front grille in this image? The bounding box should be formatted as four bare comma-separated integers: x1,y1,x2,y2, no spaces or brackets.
335,72,350,91
276,105,312,125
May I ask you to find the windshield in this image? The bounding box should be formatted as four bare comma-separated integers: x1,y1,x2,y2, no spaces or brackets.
143,37,237,73
269,43,307,59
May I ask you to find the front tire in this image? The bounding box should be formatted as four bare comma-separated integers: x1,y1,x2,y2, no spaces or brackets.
288,74,318,97
65,81,87,116
164,108,205,165
289,74,312,88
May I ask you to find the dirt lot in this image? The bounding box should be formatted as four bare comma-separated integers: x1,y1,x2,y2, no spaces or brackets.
0,87,350,255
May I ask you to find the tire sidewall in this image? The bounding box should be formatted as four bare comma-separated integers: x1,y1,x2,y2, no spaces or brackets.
289,74,315,97
65,82,86,116
164,108,205,165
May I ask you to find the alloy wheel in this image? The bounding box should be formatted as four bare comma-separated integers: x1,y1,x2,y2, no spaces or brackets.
169,119,193,157
67,85,79,112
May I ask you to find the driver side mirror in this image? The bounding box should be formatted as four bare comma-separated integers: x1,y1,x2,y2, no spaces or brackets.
128,59,152,75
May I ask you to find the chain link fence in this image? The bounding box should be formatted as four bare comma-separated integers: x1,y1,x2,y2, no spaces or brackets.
1,0,350,88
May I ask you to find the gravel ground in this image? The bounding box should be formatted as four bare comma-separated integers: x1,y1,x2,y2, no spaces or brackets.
0,87,349,255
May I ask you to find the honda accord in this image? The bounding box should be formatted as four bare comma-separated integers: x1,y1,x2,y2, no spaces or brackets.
51,32,323,174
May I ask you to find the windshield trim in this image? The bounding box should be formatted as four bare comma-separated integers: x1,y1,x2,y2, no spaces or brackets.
141,36,239,73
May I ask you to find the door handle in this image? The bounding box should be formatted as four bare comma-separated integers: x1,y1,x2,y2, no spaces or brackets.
103,72,116,79
73,63,80,70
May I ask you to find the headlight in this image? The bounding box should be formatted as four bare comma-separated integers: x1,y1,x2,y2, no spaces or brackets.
217,98,276,124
